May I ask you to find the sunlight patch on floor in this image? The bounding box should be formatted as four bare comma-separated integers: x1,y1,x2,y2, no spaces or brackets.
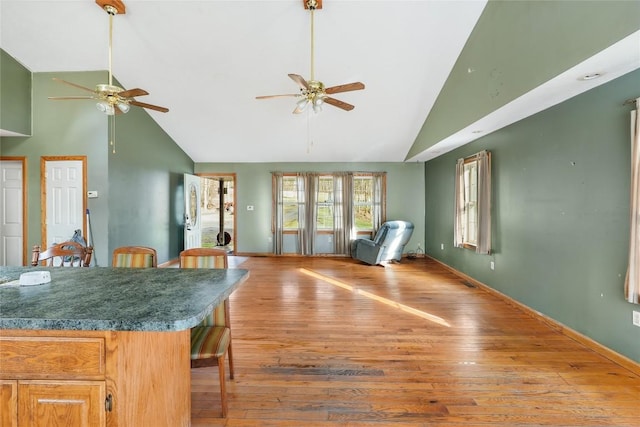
299,268,451,327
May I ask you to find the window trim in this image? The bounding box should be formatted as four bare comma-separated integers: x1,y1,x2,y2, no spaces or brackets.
461,155,479,250
455,151,491,254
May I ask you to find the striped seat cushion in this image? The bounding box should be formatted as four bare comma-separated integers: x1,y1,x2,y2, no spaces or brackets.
180,255,226,269
199,301,227,327
113,253,155,268
190,326,231,360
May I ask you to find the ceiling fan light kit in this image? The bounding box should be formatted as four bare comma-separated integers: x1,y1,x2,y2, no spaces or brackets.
256,0,364,114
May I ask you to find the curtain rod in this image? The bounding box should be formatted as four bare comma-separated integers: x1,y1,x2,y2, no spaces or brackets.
623,97,639,106
270,171,387,174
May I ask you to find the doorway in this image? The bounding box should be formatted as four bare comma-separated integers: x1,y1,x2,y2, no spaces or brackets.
41,156,87,250
0,157,26,265
200,174,235,254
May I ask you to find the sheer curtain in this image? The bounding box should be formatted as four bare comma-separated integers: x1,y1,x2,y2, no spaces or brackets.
272,173,284,255
476,150,492,255
625,98,640,304
333,172,353,255
372,172,386,232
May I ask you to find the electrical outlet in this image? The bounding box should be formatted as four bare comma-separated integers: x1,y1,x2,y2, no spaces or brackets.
633,311,640,327
490,261,495,270
441,243,444,250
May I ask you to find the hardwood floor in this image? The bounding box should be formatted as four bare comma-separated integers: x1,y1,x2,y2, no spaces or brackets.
191,256,640,426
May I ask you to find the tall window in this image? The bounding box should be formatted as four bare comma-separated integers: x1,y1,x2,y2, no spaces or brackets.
455,151,491,254
282,176,299,229
353,176,374,231
316,176,334,230
462,159,478,246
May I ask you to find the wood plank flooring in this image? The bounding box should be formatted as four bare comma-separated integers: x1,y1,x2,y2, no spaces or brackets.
191,256,640,426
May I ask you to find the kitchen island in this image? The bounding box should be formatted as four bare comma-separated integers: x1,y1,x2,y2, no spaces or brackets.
0,266,249,427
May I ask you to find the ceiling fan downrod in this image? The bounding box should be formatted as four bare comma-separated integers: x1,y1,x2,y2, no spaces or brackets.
104,5,118,87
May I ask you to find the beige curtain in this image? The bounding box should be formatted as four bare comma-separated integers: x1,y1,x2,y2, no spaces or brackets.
297,173,317,255
453,158,465,248
333,173,354,255
272,173,284,254
476,150,492,255
625,98,640,304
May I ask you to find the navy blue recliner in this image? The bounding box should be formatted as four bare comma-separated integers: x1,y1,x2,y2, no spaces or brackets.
351,220,414,265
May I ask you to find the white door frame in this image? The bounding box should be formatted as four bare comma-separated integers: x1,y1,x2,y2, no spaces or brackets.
0,157,27,265
41,156,87,249
184,173,202,250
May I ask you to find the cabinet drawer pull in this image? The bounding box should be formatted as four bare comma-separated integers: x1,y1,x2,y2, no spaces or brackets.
105,393,113,412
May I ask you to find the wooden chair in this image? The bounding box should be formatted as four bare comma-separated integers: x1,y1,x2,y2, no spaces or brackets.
31,241,93,267
179,248,233,417
112,246,158,268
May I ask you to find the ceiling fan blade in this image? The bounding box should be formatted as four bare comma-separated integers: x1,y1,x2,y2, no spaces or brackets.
288,74,310,90
256,94,300,100
325,82,365,95
129,100,169,113
48,96,95,100
52,77,96,94
324,97,355,111
118,88,149,98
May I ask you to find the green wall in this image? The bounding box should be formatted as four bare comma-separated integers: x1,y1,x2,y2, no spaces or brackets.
424,69,640,362
195,162,425,254
1,71,109,262
408,0,640,159
0,49,32,135
0,69,193,265
108,103,193,264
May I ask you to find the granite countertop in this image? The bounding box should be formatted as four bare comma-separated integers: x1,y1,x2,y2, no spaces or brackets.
0,266,249,332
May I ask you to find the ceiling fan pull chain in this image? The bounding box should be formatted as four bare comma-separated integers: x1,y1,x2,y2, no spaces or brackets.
110,115,116,154
307,112,314,153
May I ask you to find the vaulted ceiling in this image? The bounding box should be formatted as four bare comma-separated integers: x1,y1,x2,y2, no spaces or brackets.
1,1,639,162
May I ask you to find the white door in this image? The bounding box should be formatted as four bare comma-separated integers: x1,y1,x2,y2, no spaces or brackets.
184,173,201,249
45,160,85,248
0,160,24,265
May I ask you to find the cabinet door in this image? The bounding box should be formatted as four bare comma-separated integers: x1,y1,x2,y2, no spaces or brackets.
18,381,105,427
0,380,17,427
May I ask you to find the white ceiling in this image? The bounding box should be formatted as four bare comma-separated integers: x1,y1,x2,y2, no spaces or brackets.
1,0,639,163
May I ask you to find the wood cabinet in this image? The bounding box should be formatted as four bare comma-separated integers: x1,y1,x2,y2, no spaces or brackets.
0,381,17,427
0,329,190,427
2,379,103,427
17,381,105,427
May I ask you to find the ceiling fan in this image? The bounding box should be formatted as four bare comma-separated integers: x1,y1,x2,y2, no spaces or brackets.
256,0,365,114
48,0,168,116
